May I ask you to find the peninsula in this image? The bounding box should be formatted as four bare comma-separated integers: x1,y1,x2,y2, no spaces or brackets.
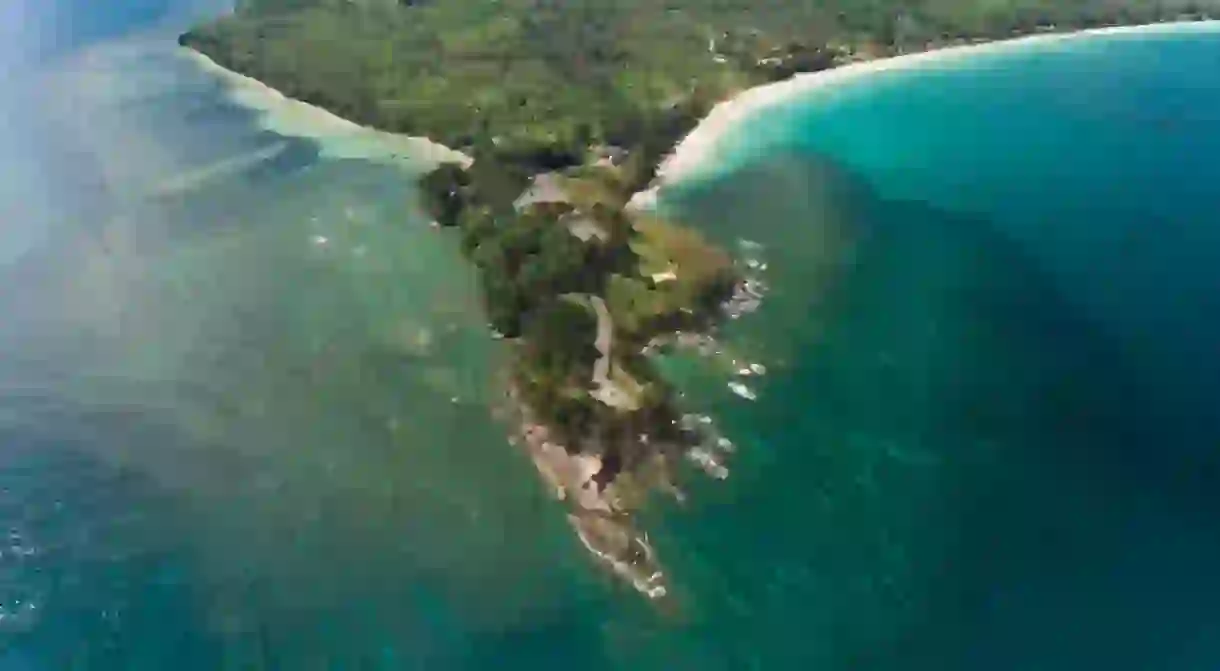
180,0,1216,598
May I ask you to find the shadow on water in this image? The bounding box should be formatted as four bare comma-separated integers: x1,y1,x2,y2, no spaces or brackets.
656,150,1220,670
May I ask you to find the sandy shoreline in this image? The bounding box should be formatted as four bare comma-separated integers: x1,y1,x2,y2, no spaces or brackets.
185,21,1214,188
654,20,1219,189
181,48,472,169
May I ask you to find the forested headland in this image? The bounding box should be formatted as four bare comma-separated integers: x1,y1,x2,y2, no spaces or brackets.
180,0,1218,598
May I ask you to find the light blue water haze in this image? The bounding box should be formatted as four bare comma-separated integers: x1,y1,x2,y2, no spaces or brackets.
1,4,1218,669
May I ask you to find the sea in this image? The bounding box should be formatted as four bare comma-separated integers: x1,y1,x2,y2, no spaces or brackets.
1,1,1218,668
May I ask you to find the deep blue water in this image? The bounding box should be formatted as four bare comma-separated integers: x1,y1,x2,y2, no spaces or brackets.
660,23,1220,669
2,3,1220,668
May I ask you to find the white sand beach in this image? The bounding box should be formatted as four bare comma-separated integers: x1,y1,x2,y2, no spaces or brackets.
654,21,1220,190
182,48,472,170
183,21,1216,202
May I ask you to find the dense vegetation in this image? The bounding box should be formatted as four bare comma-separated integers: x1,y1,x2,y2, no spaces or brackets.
186,0,1219,166
182,0,1220,203
422,148,737,457
182,0,1219,595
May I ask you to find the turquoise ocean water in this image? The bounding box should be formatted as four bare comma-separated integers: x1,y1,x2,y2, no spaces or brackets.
1,3,1219,668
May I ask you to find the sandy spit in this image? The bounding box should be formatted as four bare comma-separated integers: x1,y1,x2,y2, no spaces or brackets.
181,48,472,169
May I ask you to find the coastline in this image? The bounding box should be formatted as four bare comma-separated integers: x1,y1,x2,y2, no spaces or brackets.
183,20,1216,193
182,41,722,602
174,16,1214,603
181,48,472,170
653,20,1220,190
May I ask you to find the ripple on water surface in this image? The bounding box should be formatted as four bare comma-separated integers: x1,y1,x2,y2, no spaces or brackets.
6,18,1220,671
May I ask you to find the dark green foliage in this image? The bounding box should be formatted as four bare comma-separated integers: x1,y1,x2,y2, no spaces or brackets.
510,300,604,446
465,155,532,213
517,228,596,295
418,162,469,226
448,194,609,336
186,0,1220,160
181,0,1220,488
458,205,497,256
755,43,849,82
175,1,785,162
182,0,1215,206
522,300,599,376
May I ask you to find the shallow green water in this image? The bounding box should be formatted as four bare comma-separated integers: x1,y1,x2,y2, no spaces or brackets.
3,9,1220,670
